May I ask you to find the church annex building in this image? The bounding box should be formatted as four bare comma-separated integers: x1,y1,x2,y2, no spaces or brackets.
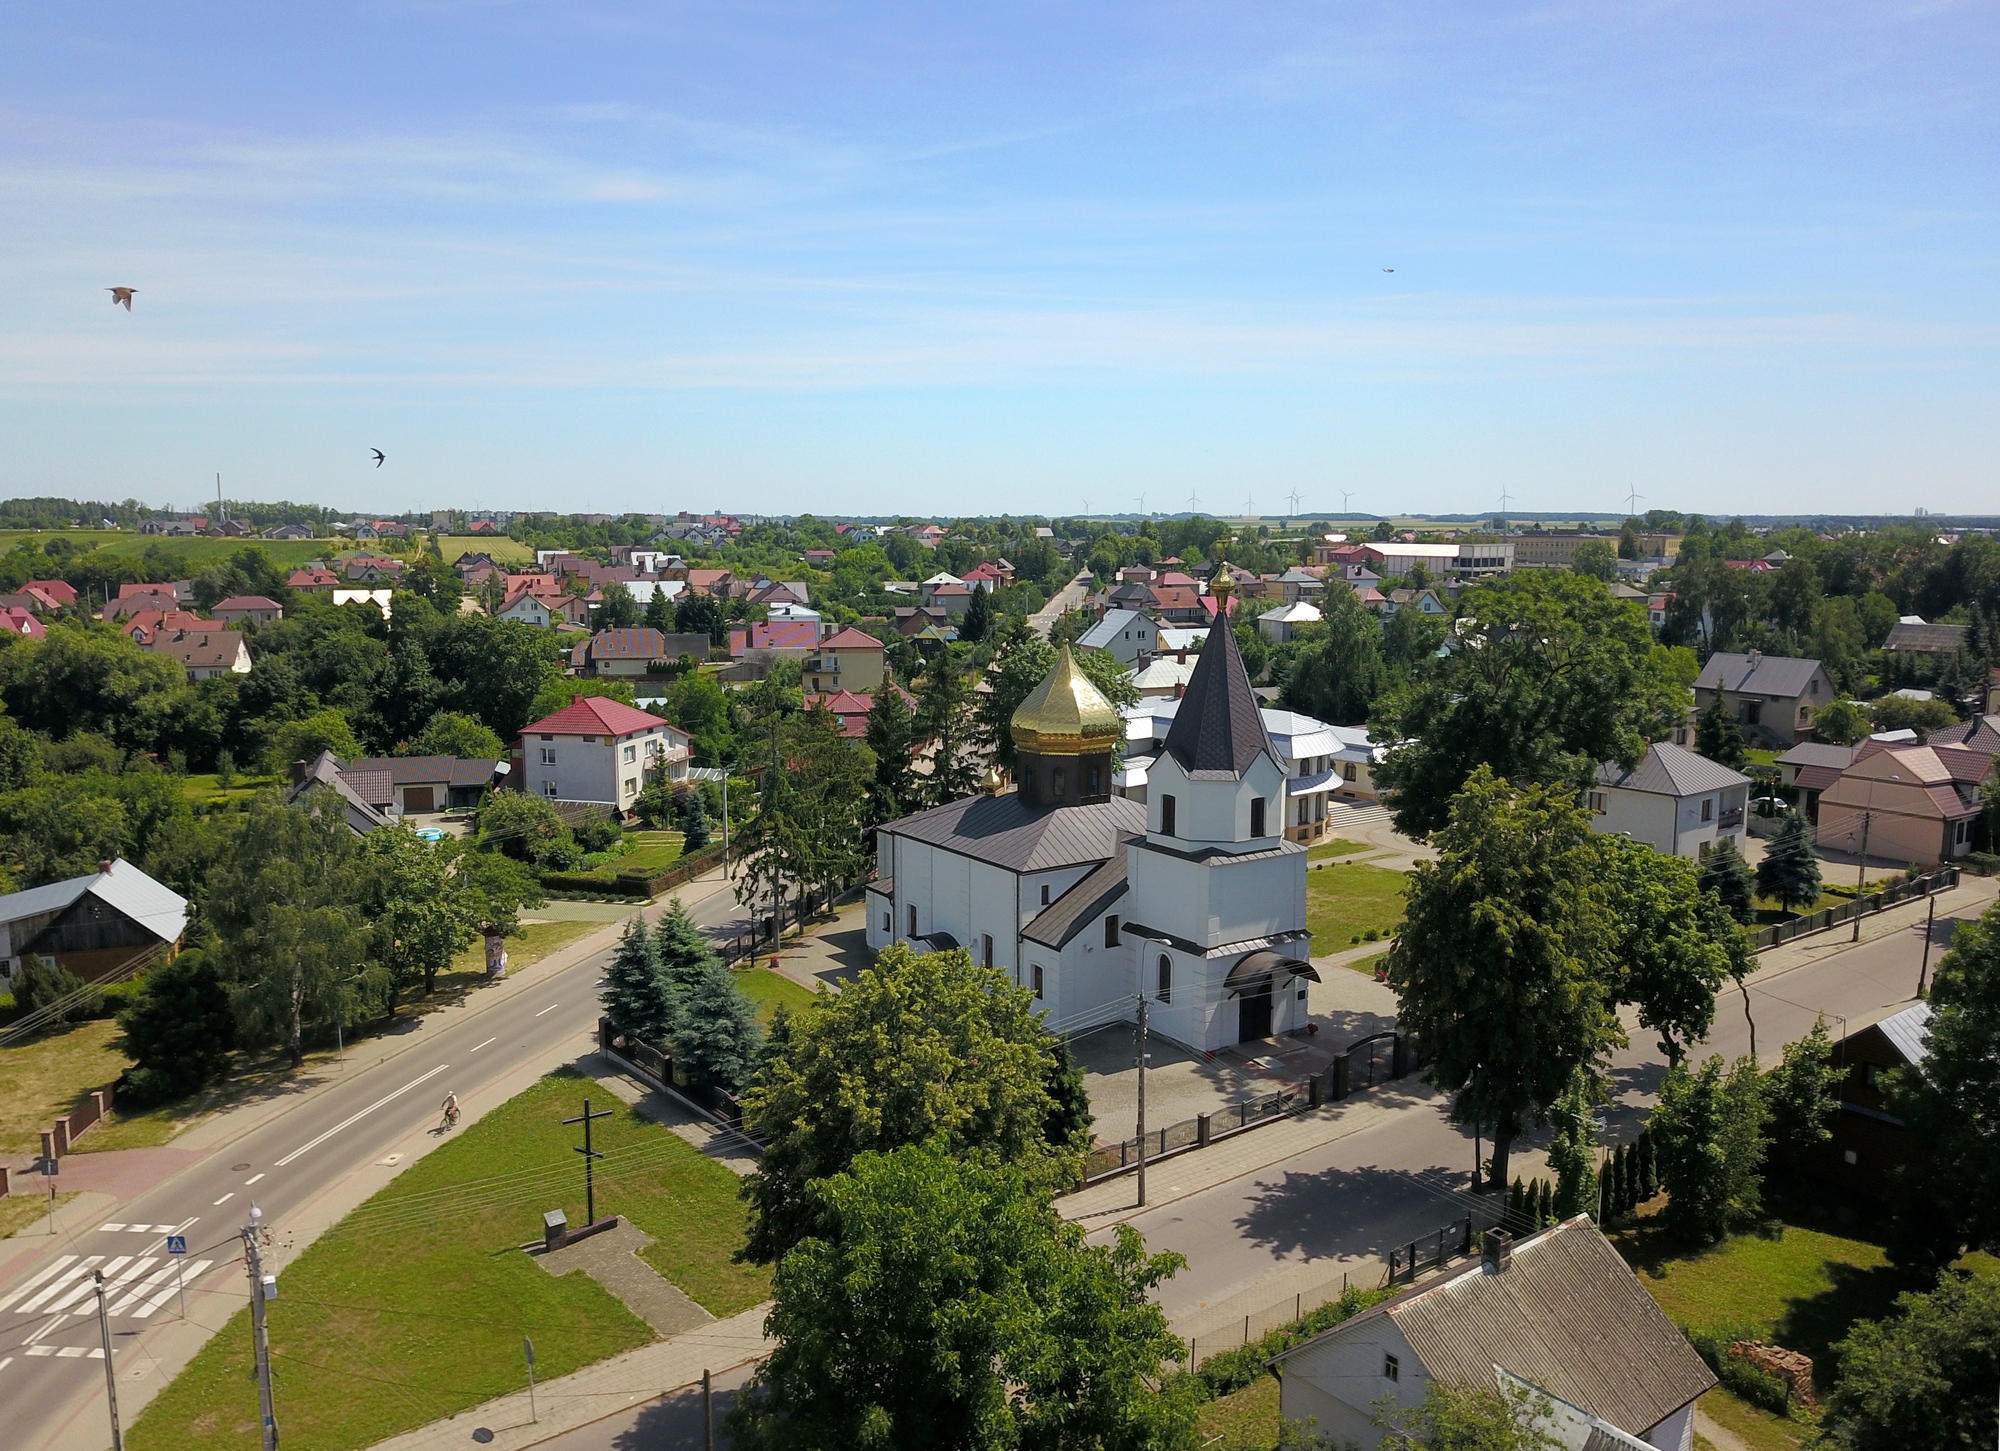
866,588,1317,1053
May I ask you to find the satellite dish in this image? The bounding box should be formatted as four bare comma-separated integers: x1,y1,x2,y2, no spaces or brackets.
492,761,511,776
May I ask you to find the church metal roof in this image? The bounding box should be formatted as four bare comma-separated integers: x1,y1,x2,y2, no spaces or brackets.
1160,604,1278,778
881,790,1145,874
1022,845,1134,949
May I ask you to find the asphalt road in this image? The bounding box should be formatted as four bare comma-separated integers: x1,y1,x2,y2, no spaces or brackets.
0,873,757,1451
1099,902,1955,1336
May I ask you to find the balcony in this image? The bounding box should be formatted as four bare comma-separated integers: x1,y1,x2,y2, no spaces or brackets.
1717,806,1744,830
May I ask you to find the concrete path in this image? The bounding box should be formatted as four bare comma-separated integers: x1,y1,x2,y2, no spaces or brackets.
534,1222,711,1338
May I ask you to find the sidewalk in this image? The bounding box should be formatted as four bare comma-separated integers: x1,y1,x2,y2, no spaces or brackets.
1750,867,1996,984
360,1305,773,1451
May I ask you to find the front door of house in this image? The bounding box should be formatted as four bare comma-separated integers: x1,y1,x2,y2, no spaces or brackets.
1238,988,1273,1043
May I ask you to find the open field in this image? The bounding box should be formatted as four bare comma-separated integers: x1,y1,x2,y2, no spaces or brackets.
566,830,686,886
128,1069,766,1451
0,531,333,569
179,771,278,807
435,533,534,564
1305,860,1407,949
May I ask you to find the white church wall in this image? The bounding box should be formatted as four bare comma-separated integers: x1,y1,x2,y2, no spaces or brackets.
1126,845,1303,951
1144,751,1288,849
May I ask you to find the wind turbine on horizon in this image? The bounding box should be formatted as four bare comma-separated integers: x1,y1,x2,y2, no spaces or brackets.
1286,487,1303,518
1625,484,1644,517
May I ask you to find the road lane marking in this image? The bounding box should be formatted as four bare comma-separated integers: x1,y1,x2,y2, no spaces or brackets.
174,1217,197,1233
213,1194,234,1206
276,1062,451,1167
244,1174,264,1185
98,1223,126,1232
533,1003,559,1017
132,1263,210,1319
0,1356,12,1371
471,1037,496,1052
16,1258,104,1315
25,1345,54,1357
0,1256,79,1312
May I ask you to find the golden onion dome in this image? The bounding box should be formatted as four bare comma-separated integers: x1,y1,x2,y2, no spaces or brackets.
1011,647,1121,757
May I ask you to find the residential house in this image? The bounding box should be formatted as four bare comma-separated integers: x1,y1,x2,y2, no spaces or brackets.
1925,712,2000,760
1816,741,1991,867
1257,601,1321,644
1808,1001,1931,1201
1377,587,1447,620
907,523,948,548
119,609,212,644
149,625,253,681
286,751,392,835
211,595,283,627
1077,608,1159,666
1129,657,1199,699
803,549,837,567
343,556,406,584
340,756,498,816
894,606,953,637
0,859,190,987
262,523,315,541
1106,580,1160,612
332,589,394,619
499,592,554,628
728,618,820,662
1274,1218,1714,1451
962,560,1013,590
1775,740,1858,822
21,579,78,608
1882,619,1968,663
804,626,887,694
682,568,734,598
572,627,712,677
806,686,914,740
0,607,45,638
288,567,340,593
1588,741,1751,860
355,520,408,539
748,579,813,611
138,518,203,536
925,581,975,617
1272,568,1327,604
1692,651,1835,746
1259,710,1347,845
103,588,187,622
766,600,821,626
207,518,253,537
515,697,692,812
1151,583,1208,626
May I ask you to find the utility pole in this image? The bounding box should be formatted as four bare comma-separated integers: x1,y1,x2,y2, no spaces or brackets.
564,1099,612,1226
703,1367,713,1450
1851,810,1872,942
241,1206,278,1451
1918,893,1937,997
93,1270,124,1451
1135,993,1148,1209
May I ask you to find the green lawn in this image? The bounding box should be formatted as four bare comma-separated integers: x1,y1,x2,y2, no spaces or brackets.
0,1190,81,1241
0,530,331,569
1305,861,1407,949
568,831,687,886
179,772,278,807
0,1018,133,1157
735,966,819,1021
1624,1220,1920,1387
1304,837,1369,861
128,1070,768,1451
1697,1388,1807,1451
1195,1374,1280,1449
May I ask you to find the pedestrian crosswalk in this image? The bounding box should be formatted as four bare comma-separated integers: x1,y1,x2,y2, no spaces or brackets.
95,1221,188,1235
0,1252,218,1322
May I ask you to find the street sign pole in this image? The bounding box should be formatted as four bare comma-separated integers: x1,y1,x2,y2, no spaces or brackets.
43,1155,58,1235
166,1234,189,1319
524,1337,537,1423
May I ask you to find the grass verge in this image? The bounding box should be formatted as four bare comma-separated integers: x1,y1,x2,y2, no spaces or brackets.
0,1190,81,1240
1195,1374,1279,1448
0,1019,132,1157
1697,1387,1807,1450
128,1069,766,1451
1304,837,1369,861
1305,861,1407,949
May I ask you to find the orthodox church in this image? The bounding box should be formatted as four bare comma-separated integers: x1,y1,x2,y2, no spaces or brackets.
865,580,1316,1051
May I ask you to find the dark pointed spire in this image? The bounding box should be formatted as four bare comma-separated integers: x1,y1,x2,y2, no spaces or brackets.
1162,576,1275,777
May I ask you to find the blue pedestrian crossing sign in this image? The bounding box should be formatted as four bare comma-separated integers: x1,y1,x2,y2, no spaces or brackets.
165,1235,188,1256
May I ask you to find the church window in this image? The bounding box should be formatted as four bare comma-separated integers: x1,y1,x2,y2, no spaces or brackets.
1251,798,1266,838
1041,883,1051,906
1032,964,1044,998
908,905,917,937
982,934,993,969
1160,794,1177,837
1088,764,1101,793
1104,915,1119,948
1157,955,1172,1003
883,912,890,933
1052,766,1066,797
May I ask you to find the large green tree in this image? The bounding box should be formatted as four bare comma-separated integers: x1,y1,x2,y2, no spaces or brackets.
738,943,1088,1263
1596,835,1734,1065
1650,1054,1768,1243
1887,901,2000,1267
1278,586,1389,727
726,1143,1196,1451
1385,768,1624,1190
357,825,479,1010
1372,573,1693,837
917,649,982,805
864,682,920,823
601,917,673,1046
1694,699,1749,772
1827,1271,2000,1451
117,948,235,1103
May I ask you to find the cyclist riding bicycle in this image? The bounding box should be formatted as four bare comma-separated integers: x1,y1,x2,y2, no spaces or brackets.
441,1091,460,1129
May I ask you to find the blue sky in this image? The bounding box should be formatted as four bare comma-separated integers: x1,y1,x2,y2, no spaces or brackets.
1,2,1994,518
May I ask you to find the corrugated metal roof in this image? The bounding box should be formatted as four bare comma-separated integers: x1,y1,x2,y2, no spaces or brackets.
1883,621,1967,654
1597,741,1749,797
883,791,1144,873
1023,845,1133,948
1874,1001,1931,1065
1078,609,1151,650
1777,741,1857,770
0,859,189,944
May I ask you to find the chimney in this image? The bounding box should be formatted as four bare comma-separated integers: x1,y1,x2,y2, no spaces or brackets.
1483,1227,1513,1273
1747,649,1762,671
98,859,114,874
1173,681,1186,699
291,758,310,784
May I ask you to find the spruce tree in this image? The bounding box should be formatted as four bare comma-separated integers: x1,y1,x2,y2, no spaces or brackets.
1698,837,1757,925
680,789,711,853
653,896,722,1028
961,582,993,644
601,918,672,1045
1508,1177,1527,1231
1756,813,1824,917
1538,1178,1556,1228
644,587,675,632
675,959,764,1097
1639,1129,1658,1201
1696,698,1750,771
1607,1144,1627,1217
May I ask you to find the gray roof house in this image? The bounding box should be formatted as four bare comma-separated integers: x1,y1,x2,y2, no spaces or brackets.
1274,1217,1715,1451
1077,608,1159,666
1693,651,1835,746
1589,741,1751,860
0,859,189,984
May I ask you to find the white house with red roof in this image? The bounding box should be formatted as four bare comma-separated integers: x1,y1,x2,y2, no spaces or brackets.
516,696,692,813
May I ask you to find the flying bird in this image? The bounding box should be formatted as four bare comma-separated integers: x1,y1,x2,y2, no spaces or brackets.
370,449,386,468
1382,268,1394,273
108,287,137,310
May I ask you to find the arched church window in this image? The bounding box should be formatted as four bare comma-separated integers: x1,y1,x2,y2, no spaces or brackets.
1251,797,1266,838
1157,954,1172,1003
1160,794,1177,837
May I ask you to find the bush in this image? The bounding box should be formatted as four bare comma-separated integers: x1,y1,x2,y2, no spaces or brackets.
13,957,101,1024
116,950,235,1103
1194,1285,1392,1398
1964,852,2000,878
1684,1326,1793,1417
